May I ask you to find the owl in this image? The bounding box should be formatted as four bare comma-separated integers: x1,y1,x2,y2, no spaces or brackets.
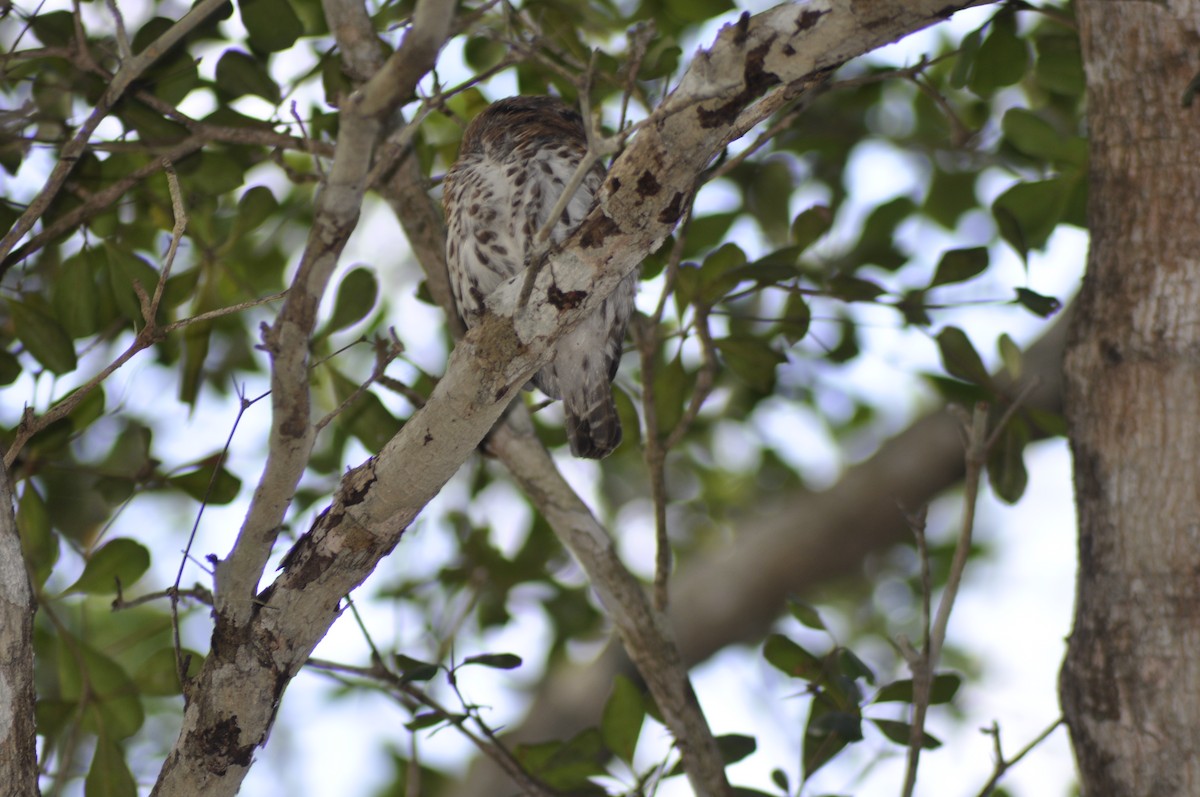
443,96,636,459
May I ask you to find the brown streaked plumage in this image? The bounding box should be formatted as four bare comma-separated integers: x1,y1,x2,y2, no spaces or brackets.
443,96,636,459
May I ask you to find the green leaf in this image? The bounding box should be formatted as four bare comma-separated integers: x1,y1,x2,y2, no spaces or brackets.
10,300,77,374
135,648,204,697
988,416,1030,504
716,336,785,394
516,729,608,790
1013,288,1062,318
791,205,833,252
993,178,1073,259
870,718,942,749
873,673,962,705
949,28,983,89
923,168,978,229
763,634,823,681
85,735,137,797
780,293,811,343
57,639,145,739
998,334,1022,380
329,368,401,452
930,247,989,288
665,0,733,24
394,655,439,683
1002,108,1086,167
788,599,826,631
17,483,58,587
601,675,645,764
64,539,151,595
406,711,450,731
54,252,101,338
848,197,915,271
324,267,379,334
716,733,757,765
464,37,506,72
968,10,1029,95
683,212,738,258
239,0,303,52
698,243,748,304
748,158,794,245
803,701,861,778
235,185,279,234
936,326,991,387
104,244,160,325
460,652,522,670
215,49,281,103
170,460,242,505
0,350,20,385
827,275,886,302
653,354,689,434
1034,33,1086,97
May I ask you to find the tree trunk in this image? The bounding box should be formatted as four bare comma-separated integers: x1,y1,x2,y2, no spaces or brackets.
1062,2,1200,794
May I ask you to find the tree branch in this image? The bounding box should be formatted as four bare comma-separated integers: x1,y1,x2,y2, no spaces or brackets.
0,469,37,797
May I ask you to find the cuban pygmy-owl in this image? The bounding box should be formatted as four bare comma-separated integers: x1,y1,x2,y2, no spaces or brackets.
443,96,636,459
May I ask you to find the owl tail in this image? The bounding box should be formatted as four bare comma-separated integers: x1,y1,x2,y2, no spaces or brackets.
563,388,622,459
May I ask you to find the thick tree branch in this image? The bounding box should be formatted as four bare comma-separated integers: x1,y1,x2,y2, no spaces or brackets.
0,470,37,797
152,1,992,794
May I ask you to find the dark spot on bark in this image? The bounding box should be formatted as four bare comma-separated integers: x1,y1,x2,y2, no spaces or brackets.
782,43,795,56
637,170,661,197
342,461,376,506
194,715,255,774
548,284,587,310
659,192,686,224
495,384,509,401
1101,340,1122,364
579,213,620,248
733,11,750,45
697,40,782,129
424,430,433,445
796,8,827,32
475,229,496,243
611,177,621,192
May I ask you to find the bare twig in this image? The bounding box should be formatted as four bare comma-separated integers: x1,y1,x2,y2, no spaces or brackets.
975,718,1065,797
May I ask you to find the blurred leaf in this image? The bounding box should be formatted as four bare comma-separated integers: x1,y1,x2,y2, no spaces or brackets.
717,733,757,765
998,334,1022,380
216,49,281,102
968,10,1029,95
930,247,989,288
828,275,886,302
460,652,522,670
516,729,607,791
849,197,915,271
653,354,689,434
1002,108,1086,166
665,0,733,24
1013,288,1062,318
715,336,784,393
329,368,401,452
135,648,204,697
0,350,20,385
763,634,823,681
53,252,101,338
788,599,827,631
804,701,861,778
104,244,159,325
874,673,962,705
406,711,455,731
17,483,58,587
235,185,279,234
936,326,991,387
58,638,144,739
324,267,379,335
699,243,747,304
993,178,1074,259
11,300,77,374
949,28,983,89
791,205,833,251
601,675,644,764
748,158,794,245
465,37,506,72
780,292,811,343
64,539,151,595
924,168,978,229
395,655,439,683
988,416,1030,503
86,734,137,797
1035,32,1085,97
239,0,303,52
871,718,942,749
170,461,242,505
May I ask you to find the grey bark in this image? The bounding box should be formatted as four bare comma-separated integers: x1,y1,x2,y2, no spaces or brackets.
1061,1,1200,794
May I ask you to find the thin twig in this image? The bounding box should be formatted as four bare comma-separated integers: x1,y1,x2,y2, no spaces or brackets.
975,718,1065,797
